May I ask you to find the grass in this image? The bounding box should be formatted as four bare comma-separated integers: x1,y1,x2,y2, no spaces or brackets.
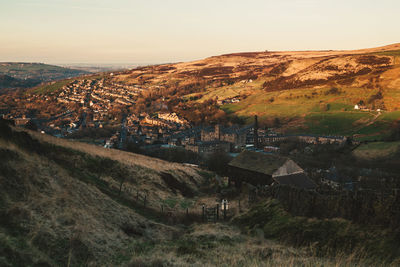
234,199,400,264
304,112,372,135
218,85,400,138
373,49,400,57
220,87,378,119
0,124,208,266
28,129,201,176
353,141,400,159
114,223,391,267
29,78,74,94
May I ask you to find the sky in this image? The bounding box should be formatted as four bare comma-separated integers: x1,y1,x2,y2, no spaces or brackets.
1,0,399,64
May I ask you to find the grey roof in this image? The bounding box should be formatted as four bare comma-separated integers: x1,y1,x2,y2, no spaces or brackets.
228,150,287,175
273,172,316,190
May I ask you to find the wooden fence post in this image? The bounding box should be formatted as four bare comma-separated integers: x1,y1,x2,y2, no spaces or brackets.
223,201,227,220
202,205,205,222
144,194,147,207
216,204,219,220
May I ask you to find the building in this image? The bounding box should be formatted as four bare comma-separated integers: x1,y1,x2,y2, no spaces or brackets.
228,150,315,189
201,124,247,149
185,141,230,154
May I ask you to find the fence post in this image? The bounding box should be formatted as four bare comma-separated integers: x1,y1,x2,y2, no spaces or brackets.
161,204,164,213
238,199,241,212
223,201,227,220
216,204,219,220
186,208,189,218
144,195,147,207
202,205,205,222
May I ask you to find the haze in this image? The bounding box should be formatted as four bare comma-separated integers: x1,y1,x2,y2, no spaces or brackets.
1,0,399,64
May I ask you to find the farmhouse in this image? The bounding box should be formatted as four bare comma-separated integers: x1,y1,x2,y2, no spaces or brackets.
228,151,315,189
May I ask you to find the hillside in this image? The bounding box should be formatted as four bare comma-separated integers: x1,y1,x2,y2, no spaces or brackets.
0,75,40,91
2,120,400,266
0,62,89,83
1,44,400,141
0,119,205,266
109,43,400,139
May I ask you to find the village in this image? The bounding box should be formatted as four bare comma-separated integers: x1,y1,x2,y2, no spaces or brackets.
0,76,367,196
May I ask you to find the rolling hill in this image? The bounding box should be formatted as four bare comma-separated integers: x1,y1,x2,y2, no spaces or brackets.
110,43,400,140
0,62,89,83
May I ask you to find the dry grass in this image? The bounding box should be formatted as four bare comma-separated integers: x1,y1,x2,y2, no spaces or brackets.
28,129,199,175
122,223,389,267
0,140,179,265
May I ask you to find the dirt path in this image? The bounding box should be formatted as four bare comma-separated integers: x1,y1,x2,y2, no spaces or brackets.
366,111,382,126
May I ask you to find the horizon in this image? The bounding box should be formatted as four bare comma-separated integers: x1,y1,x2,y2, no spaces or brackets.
1,0,400,64
2,42,400,67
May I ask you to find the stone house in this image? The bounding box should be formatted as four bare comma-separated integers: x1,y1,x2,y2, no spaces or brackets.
228,151,315,189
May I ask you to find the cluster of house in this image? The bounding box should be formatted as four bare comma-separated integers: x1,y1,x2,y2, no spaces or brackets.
262,133,348,145
216,96,241,105
169,124,249,154
57,78,141,110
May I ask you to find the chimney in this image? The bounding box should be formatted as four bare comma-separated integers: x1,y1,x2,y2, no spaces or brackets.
215,124,221,141
254,115,259,148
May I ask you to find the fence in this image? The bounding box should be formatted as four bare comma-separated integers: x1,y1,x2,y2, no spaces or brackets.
119,187,242,225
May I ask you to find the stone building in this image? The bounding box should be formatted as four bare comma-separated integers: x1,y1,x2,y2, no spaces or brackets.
228,151,315,189
201,125,247,149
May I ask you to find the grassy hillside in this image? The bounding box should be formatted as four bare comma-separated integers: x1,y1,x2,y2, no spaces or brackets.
108,43,400,139
0,74,40,91
234,199,400,265
0,121,205,266
2,120,400,265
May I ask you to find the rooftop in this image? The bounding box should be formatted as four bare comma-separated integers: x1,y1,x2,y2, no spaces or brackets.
228,150,287,175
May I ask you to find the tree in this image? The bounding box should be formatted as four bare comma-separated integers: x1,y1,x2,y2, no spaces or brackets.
205,151,232,177
25,120,38,131
273,117,281,128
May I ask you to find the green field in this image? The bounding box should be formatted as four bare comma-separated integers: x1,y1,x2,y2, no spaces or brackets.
353,141,400,159
29,79,74,94
217,85,400,138
304,112,373,135
373,49,400,57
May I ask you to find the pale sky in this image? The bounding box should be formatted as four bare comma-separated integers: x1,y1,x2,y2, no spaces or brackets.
1,0,399,64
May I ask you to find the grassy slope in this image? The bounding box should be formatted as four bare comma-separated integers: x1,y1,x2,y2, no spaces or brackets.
2,123,400,266
181,49,400,139
0,125,206,266
353,141,400,160
220,86,397,136
234,199,400,265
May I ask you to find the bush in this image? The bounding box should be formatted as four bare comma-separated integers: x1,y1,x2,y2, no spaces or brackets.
204,151,232,176
325,87,341,95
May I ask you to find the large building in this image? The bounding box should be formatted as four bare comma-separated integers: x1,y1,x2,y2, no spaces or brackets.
201,125,248,149
228,151,316,189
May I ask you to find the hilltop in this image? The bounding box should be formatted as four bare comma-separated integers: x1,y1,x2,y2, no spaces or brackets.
0,62,89,83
